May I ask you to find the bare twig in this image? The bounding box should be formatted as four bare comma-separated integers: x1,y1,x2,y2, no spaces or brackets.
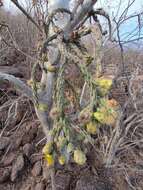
11,0,42,32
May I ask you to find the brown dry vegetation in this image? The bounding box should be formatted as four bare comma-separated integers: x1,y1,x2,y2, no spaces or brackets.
1,3,143,190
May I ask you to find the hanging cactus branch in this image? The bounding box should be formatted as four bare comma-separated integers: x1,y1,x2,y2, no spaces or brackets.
1,1,117,189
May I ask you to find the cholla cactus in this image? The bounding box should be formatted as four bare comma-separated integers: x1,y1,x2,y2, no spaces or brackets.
1,1,115,189
93,98,119,126
42,72,120,167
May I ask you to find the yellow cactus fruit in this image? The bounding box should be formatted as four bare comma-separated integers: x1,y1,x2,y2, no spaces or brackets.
86,122,97,135
42,142,53,155
73,150,86,165
50,107,61,120
67,143,74,153
78,107,92,124
58,155,66,165
96,78,112,89
93,111,105,124
96,78,112,96
94,108,118,126
46,64,57,72
94,97,119,126
37,103,48,112
44,154,54,166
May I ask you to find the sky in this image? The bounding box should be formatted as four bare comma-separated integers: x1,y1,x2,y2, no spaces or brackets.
3,0,143,43
4,0,143,14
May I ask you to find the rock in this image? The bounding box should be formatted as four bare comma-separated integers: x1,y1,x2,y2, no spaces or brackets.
19,177,36,190
75,175,112,190
10,136,23,151
30,154,42,165
55,172,71,190
42,162,51,180
35,182,45,190
3,152,16,166
23,143,34,157
0,167,11,183
22,124,38,145
6,104,27,131
31,161,42,177
0,137,10,151
11,154,25,182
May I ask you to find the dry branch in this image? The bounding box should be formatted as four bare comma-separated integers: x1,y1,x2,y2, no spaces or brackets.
0,72,33,99
11,0,42,32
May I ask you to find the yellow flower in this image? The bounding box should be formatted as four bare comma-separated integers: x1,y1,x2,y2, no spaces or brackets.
74,150,86,165
86,122,97,134
58,155,66,165
44,154,54,166
42,142,53,155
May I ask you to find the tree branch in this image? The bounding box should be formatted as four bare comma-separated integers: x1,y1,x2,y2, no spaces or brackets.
63,0,98,40
93,8,112,40
11,0,42,32
34,47,61,139
0,72,33,100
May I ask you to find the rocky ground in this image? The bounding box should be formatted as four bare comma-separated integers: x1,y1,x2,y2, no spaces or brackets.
0,50,143,190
